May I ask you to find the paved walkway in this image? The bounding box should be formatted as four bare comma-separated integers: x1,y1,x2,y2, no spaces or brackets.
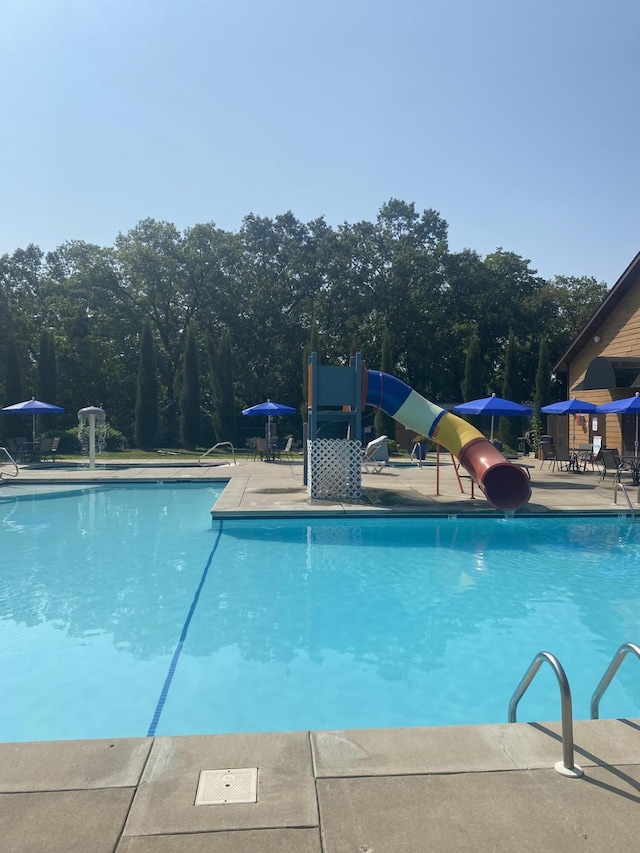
5,450,636,516
2,453,640,851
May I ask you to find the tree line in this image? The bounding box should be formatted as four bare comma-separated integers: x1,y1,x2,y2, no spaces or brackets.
0,199,607,451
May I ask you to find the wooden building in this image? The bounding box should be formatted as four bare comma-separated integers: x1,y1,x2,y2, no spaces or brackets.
552,251,640,453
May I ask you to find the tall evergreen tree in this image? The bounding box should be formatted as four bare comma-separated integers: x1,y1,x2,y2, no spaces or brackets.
531,337,551,451
208,327,235,443
499,330,523,451
461,330,483,401
37,329,58,437
460,329,484,431
3,337,23,439
135,319,159,451
179,323,200,449
374,328,396,439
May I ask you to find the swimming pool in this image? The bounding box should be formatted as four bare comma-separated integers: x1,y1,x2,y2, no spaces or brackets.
1,484,639,742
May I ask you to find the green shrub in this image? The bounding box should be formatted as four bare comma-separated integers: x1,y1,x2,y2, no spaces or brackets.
56,425,128,455
58,428,81,454
104,425,128,452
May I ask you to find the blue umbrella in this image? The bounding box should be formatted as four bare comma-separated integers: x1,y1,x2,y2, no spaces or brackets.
596,392,640,456
454,393,532,442
2,397,64,444
542,397,598,449
242,399,296,444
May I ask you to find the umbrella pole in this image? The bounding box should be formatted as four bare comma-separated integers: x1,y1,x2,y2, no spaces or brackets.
490,415,494,443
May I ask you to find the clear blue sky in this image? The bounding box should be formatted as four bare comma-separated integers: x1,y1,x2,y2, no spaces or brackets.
2,0,638,286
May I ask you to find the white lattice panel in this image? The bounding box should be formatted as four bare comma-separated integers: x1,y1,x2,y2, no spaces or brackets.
307,439,362,502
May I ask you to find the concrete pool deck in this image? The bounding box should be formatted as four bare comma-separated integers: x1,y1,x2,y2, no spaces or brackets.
3,453,640,851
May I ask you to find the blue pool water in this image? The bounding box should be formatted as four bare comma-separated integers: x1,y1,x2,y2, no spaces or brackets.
1,484,640,742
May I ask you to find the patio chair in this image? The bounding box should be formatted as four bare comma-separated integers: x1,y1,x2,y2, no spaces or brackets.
278,435,295,461
15,437,32,463
38,436,60,462
254,437,269,461
362,435,388,474
539,442,557,469
551,446,572,472
576,442,597,472
598,448,633,484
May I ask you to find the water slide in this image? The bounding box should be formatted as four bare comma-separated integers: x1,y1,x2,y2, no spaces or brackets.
366,370,531,510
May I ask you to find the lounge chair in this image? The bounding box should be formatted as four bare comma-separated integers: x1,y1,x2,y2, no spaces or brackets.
362,435,388,474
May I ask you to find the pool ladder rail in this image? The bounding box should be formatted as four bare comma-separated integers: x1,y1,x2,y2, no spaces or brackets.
198,442,237,466
509,643,640,779
612,480,637,519
0,446,19,481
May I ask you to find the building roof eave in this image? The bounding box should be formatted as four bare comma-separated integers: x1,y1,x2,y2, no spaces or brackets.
553,251,640,373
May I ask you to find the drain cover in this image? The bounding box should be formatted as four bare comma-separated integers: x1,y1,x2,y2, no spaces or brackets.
195,768,258,805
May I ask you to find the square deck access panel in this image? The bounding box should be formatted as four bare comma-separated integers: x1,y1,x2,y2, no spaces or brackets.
195,767,258,805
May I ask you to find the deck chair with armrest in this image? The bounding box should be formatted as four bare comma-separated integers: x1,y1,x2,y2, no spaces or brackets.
598,448,633,483
362,435,389,474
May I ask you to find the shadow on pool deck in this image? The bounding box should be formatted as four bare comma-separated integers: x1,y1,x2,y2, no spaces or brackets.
3,455,640,851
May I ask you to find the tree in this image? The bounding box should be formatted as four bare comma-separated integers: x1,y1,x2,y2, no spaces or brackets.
499,330,523,451
374,328,396,439
135,319,159,451
460,329,484,431
36,329,58,438
3,337,22,439
461,329,484,401
179,323,200,449
207,327,235,443
37,329,57,402
530,337,552,452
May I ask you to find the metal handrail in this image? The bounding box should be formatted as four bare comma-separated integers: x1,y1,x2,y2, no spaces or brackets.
198,442,236,466
0,446,19,480
590,642,640,720
613,481,636,519
508,651,583,778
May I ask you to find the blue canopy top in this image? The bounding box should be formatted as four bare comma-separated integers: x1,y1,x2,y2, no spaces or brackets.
242,400,296,416
454,395,532,417
2,397,64,414
596,393,640,414
541,398,598,415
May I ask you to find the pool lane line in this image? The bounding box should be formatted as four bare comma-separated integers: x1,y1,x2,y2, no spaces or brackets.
147,519,224,737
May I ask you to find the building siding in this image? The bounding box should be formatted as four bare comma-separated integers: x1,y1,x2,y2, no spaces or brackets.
566,266,640,454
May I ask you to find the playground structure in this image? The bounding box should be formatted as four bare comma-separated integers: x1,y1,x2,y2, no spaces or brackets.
306,353,531,511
